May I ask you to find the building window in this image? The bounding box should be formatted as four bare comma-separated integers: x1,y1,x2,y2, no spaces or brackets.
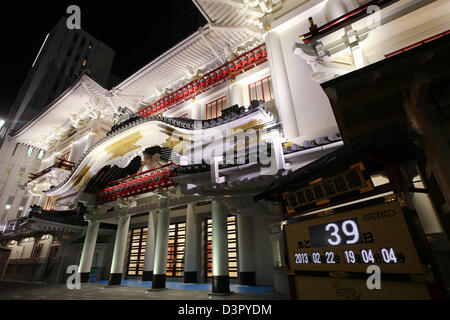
205,96,227,120
31,243,43,258
27,146,34,157
205,215,238,278
37,150,45,160
21,237,34,243
16,172,23,184
167,222,186,277
248,76,273,103
2,169,11,183
41,234,51,240
127,227,147,276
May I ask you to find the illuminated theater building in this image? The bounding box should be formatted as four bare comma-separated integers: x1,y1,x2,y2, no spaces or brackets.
1,0,449,299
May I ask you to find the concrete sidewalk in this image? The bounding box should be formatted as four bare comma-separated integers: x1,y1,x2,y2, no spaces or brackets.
0,281,288,300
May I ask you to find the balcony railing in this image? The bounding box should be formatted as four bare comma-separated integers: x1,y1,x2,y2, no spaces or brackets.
96,162,178,203
27,158,75,183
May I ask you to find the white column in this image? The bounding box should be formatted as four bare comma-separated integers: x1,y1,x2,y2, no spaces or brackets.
325,0,347,21
200,101,206,120
230,82,243,107
237,215,256,285
109,215,130,285
191,101,201,120
78,220,100,282
184,203,200,283
211,200,230,294
142,210,157,281
68,142,78,163
83,132,95,154
38,195,47,208
265,31,299,139
151,198,170,289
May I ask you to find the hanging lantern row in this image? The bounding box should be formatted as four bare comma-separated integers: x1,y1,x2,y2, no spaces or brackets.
137,43,267,117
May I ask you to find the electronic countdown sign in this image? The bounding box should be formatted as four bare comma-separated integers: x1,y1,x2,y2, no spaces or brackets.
284,196,424,274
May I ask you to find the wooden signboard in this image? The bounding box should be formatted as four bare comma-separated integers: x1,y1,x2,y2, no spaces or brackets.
282,162,374,218
284,196,424,274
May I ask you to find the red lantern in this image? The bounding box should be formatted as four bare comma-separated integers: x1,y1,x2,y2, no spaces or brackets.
182,87,189,97
262,45,267,56
154,172,162,186
216,69,223,79
125,181,133,195
142,176,149,190
118,183,127,197
248,52,255,63
228,62,235,72
187,84,194,93
234,59,242,70
148,174,156,188
193,81,199,90
178,89,184,98
174,92,179,101
161,169,169,183
222,66,229,76
255,48,262,59
210,72,217,82
205,75,211,85
241,55,249,66
164,97,169,106
131,179,138,193
156,101,160,110
136,177,144,192
169,95,174,104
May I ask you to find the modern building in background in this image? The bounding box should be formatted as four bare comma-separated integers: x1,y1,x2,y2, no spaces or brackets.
8,16,115,133
0,17,115,224
0,0,449,300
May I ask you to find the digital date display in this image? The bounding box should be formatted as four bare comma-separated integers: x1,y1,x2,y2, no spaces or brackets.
284,199,425,274
309,218,362,247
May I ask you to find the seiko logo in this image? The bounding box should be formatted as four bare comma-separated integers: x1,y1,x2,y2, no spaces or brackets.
363,209,396,221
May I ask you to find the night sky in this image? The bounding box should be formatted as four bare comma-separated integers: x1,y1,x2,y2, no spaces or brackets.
0,1,206,119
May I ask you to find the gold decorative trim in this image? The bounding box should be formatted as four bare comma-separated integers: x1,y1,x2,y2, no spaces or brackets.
105,131,143,162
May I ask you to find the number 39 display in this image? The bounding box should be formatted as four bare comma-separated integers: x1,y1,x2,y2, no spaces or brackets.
284,198,424,274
